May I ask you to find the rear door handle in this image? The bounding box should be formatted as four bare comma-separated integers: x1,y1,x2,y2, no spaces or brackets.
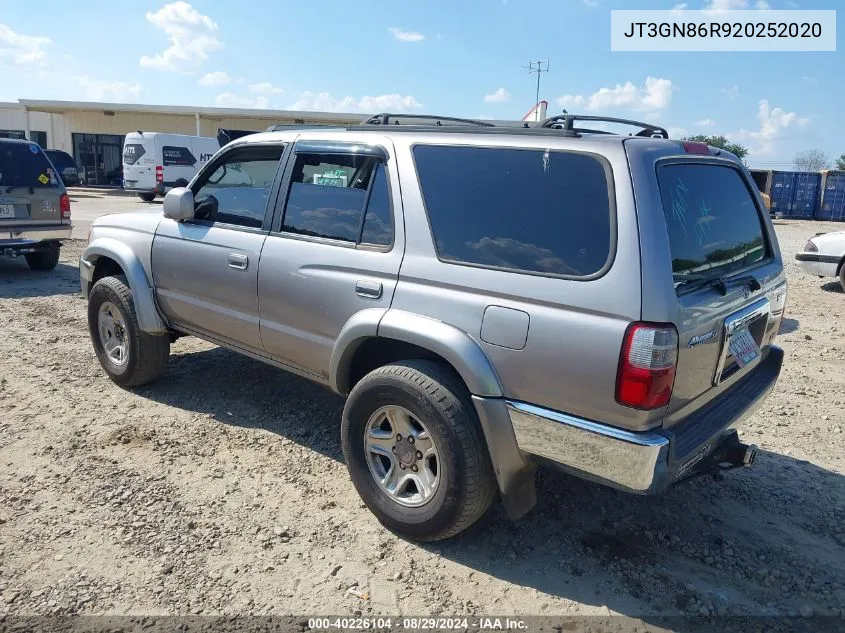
228,253,248,270
355,280,383,299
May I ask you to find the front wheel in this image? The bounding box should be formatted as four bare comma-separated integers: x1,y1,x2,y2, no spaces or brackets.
138,192,156,202
839,263,845,293
25,242,60,270
87,275,170,387
341,360,496,541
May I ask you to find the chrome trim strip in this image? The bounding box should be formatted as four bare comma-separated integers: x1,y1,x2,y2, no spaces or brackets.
506,401,670,493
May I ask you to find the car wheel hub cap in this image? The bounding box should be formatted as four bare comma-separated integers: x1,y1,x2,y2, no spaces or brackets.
97,301,129,367
364,405,440,508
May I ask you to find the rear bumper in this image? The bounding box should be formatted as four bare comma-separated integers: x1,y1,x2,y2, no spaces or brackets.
795,252,839,278
124,183,165,196
1,225,72,246
508,346,784,494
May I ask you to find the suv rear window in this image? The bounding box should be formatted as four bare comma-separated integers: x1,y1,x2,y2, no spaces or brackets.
0,141,59,187
657,164,767,285
413,145,613,277
44,150,75,169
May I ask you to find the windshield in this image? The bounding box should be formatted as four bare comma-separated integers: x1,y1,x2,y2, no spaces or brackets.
0,142,60,188
45,150,75,168
657,163,768,285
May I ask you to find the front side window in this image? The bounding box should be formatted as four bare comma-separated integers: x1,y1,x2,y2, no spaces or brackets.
281,151,393,246
193,145,284,228
413,145,613,277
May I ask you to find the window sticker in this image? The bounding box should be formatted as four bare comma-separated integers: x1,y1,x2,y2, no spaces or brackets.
29,143,39,154
38,173,49,185
313,169,348,187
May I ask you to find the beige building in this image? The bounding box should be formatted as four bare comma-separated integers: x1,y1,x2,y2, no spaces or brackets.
0,99,361,185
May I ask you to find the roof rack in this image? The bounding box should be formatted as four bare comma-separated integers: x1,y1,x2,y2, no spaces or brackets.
362,113,496,127
539,114,669,139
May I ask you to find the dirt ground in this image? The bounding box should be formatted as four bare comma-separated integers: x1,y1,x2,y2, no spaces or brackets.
0,220,843,626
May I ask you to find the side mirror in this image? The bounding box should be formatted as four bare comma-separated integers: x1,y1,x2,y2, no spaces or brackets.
162,187,195,221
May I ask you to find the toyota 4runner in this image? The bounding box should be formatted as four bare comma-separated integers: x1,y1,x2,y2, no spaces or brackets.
79,113,786,541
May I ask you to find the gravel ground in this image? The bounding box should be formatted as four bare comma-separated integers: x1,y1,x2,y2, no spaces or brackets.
0,220,843,626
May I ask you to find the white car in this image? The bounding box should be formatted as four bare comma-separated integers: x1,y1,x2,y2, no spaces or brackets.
795,230,845,291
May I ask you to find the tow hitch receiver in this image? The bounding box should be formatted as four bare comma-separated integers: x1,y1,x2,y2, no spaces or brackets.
683,431,758,482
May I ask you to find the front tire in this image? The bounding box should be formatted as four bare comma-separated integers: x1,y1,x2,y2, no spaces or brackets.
87,275,170,387
138,192,156,202
25,242,60,270
839,262,845,293
342,360,496,541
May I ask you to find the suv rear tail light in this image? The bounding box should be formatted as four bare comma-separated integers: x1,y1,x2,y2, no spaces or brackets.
60,193,71,219
616,323,678,410
682,141,710,155
155,165,163,183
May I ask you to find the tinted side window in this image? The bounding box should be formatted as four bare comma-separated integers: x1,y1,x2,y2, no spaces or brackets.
413,146,612,277
282,153,392,246
193,145,284,228
361,163,393,246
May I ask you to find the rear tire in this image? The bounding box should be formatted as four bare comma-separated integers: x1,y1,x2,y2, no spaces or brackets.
173,179,189,188
138,192,156,202
88,275,170,387
342,360,496,541
25,242,60,271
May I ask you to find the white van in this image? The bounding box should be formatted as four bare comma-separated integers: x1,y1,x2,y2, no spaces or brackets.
122,132,220,202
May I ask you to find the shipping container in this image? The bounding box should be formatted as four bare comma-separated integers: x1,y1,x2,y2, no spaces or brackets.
791,172,822,219
768,170,821,219
817,170,845,221
769,171,795,217
748,169,772,195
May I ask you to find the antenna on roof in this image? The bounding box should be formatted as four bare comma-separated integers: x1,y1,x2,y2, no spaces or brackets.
521,60,549,121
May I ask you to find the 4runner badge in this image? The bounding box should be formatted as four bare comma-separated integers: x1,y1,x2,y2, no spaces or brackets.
688,330,718,349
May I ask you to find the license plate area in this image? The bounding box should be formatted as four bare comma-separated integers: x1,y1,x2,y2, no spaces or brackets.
714,298,770,385
0,204,15,219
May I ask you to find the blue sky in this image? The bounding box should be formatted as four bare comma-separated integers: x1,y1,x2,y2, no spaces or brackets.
0,0,841,167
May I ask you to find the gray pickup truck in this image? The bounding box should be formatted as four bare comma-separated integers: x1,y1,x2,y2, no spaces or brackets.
80,113,786,541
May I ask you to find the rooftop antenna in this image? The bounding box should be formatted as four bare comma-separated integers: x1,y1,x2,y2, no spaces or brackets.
522,60,549,121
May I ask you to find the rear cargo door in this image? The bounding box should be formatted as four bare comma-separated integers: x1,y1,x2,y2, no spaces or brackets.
642,156,785,426
122,136,154,189
0,141,63,228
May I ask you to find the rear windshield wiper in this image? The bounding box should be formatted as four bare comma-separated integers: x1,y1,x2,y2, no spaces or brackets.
674,272,761,296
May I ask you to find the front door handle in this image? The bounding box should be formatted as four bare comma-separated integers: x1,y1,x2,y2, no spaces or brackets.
355,280,383,299
228,253,248,270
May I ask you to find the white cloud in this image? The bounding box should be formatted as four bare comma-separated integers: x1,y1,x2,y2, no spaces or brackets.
705,0,770,9
388,27,424,42
0,24,51,66
215,92,270,109
696,118,716,127
731,99,810,156
557,77,675,112
583,0,600,6
78,77,142,102
721,85,741,99
140,2,221,72
668,127,689,138
484,88,511,103
249,82,283,95
198,71,231,86
670,3,688,15
287,92,423,113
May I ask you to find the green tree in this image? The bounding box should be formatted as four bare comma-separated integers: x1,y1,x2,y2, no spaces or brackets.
684,135,749,160
836,154,845,170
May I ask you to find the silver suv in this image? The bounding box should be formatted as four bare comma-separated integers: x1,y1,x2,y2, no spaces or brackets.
79,114,787,541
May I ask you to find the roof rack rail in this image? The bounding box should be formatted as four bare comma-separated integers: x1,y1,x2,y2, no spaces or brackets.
539,114,669,139
362,113,496,127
